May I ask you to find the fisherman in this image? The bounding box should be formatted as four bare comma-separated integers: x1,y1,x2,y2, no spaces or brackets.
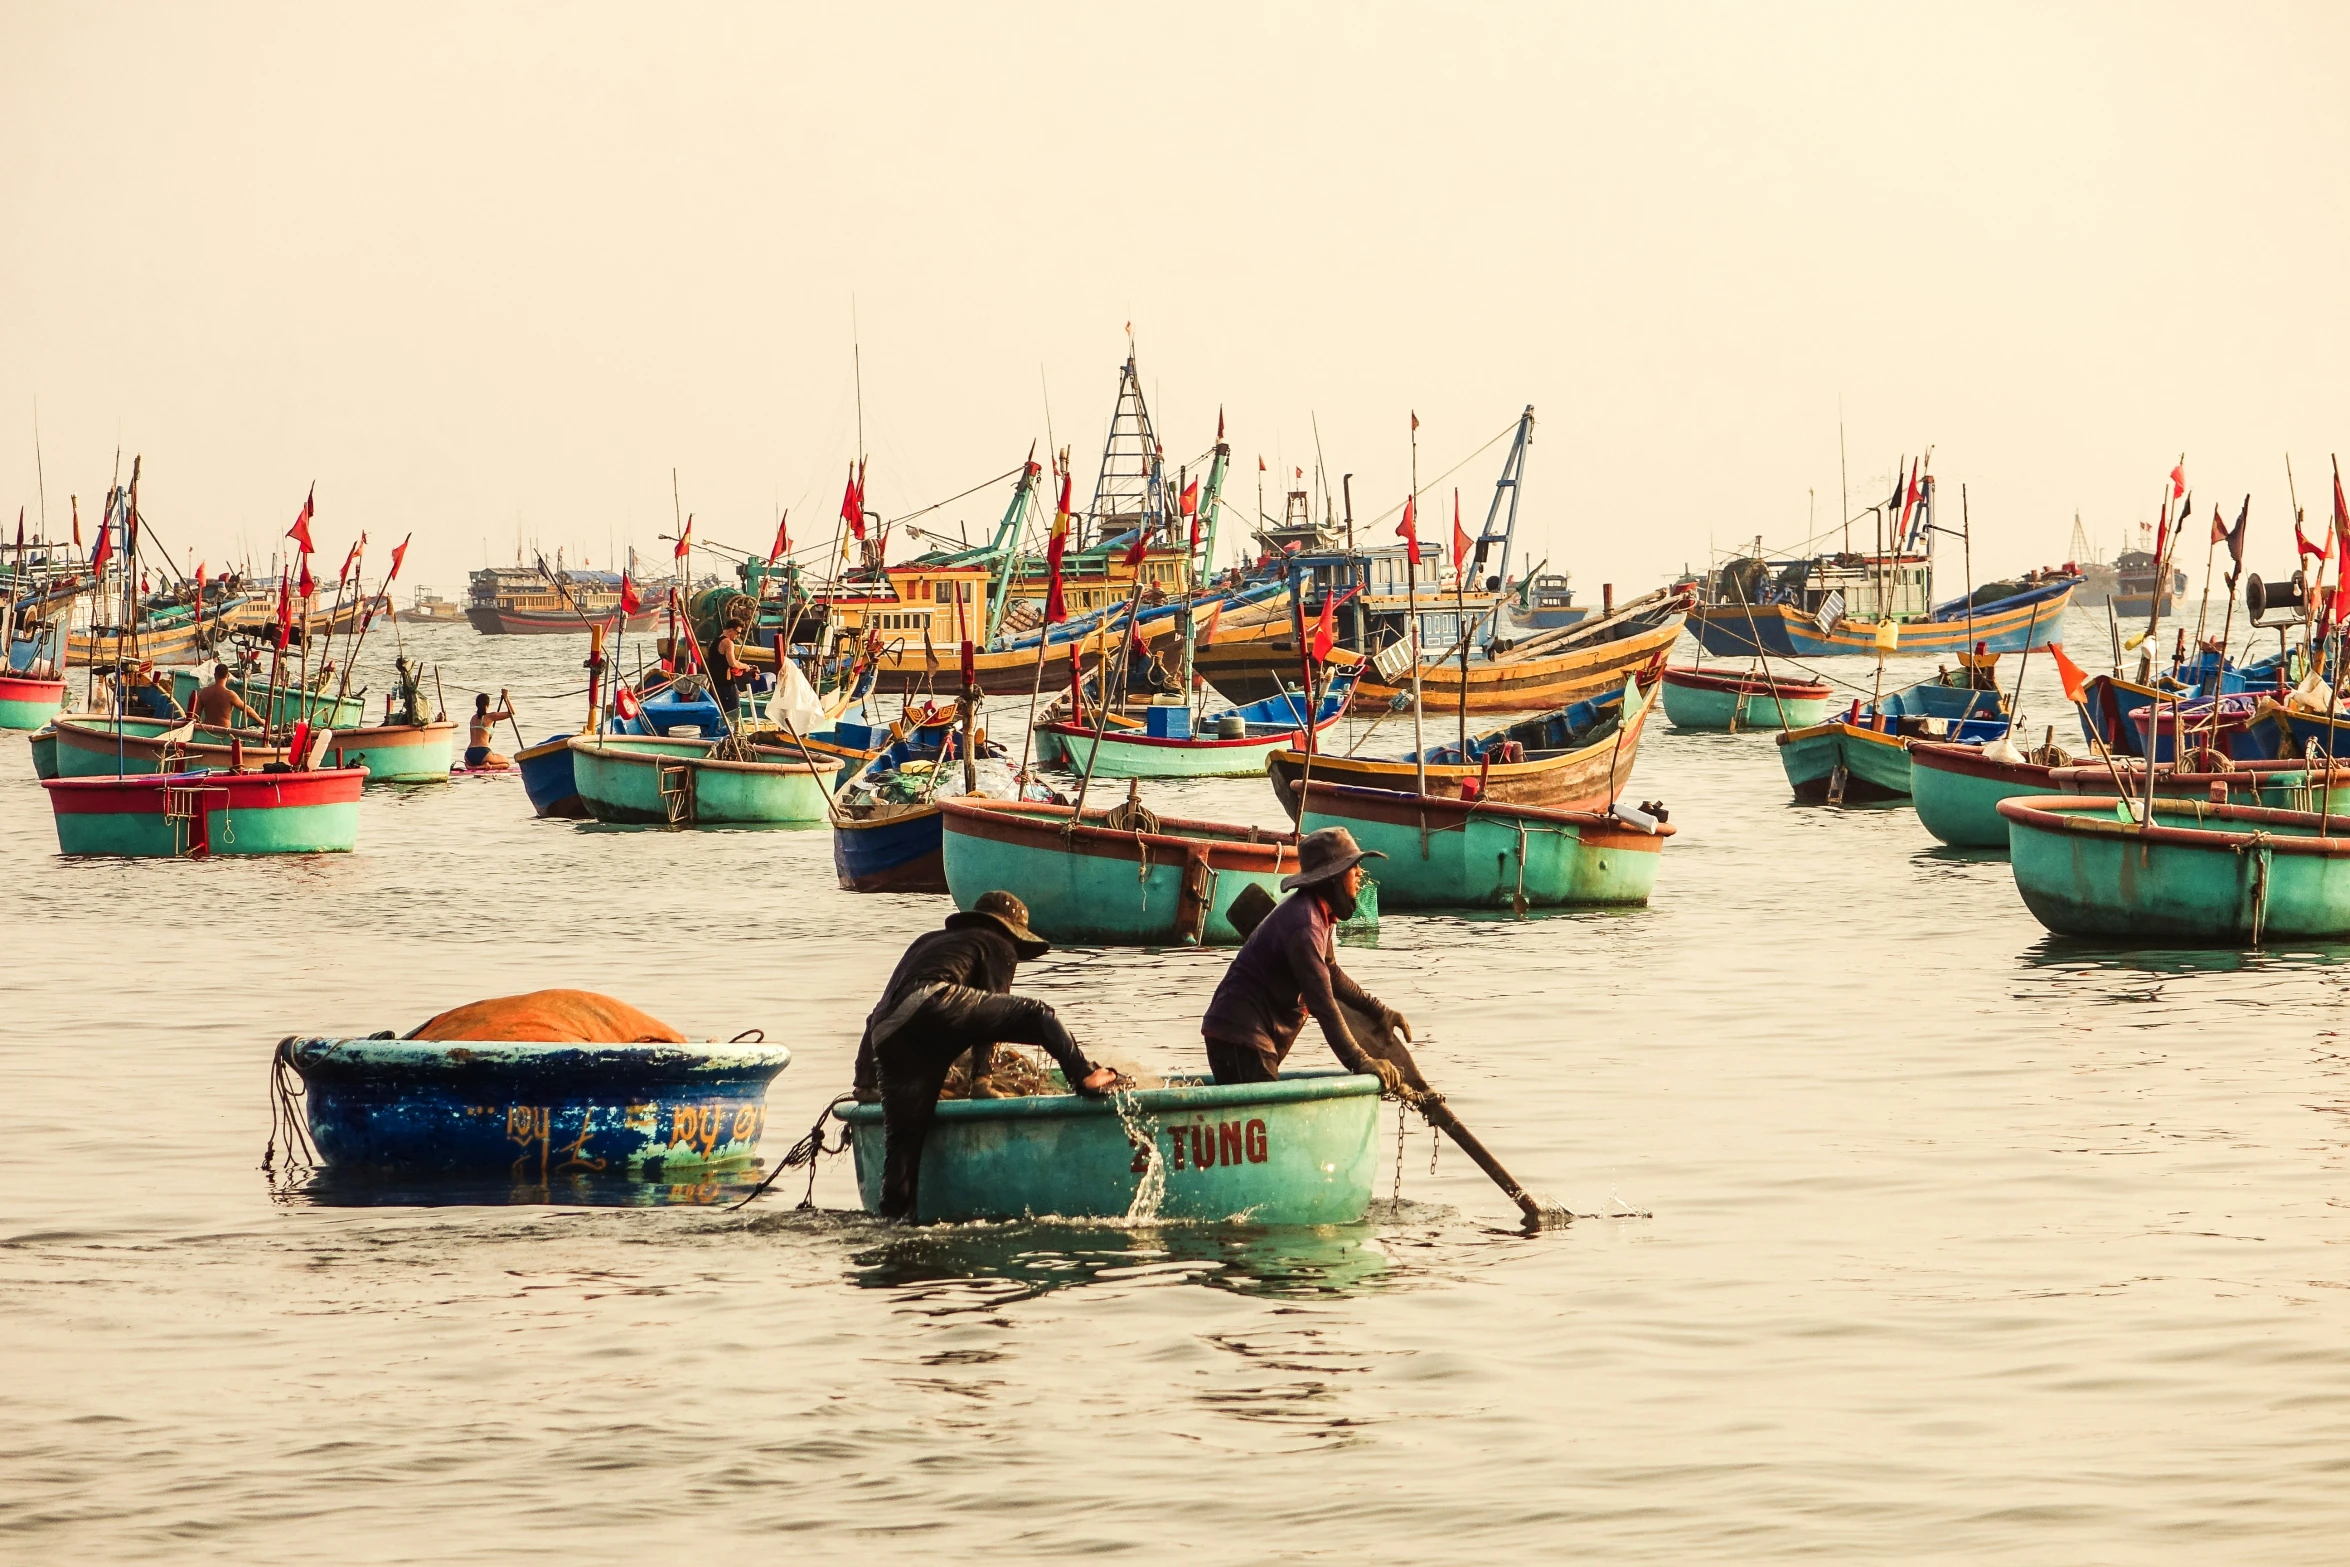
189,662,264,728
855,890,1122,1221
467,690,515,769
710,615,752,721
1199,826,1412,1092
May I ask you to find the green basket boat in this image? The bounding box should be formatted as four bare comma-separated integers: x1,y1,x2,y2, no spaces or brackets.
52,714,294,776
1999,794,2350,943
0,673,66,731
1295,778,1672,910
321,720,458,783
1659,664,1833,732
569,734,833,826
1914,743,2350,850
43,766,364,857
834,1069,1382,1224
937,796,1378,946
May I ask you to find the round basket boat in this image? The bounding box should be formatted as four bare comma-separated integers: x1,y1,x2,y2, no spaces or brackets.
281,1036,794,1178
835,1069,1381,1225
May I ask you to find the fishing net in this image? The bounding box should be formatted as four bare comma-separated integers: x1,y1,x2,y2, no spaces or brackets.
937,1045,1064,1099
408,989,688,1043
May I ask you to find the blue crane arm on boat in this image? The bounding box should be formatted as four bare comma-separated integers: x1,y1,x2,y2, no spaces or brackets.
991,578,1285,654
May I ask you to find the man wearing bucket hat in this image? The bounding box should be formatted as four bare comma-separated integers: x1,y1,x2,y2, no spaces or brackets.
1200,826,1411,1093
856,890,1123,1220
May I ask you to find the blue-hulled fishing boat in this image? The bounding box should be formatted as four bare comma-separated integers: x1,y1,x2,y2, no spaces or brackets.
280,1035,794,1178
517,732,586,818
1035,666,1360,779
834,1068,1380,1224
832,721,1021,893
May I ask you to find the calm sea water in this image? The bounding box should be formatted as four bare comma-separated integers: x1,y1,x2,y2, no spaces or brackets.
5,609,2347,1562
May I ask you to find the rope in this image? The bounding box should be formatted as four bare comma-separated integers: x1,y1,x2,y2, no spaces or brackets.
728,1092,857,1210
261,1038,318,1196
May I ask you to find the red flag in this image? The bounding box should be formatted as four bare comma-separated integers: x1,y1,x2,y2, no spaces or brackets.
1396,493,1421,565
1310,587,1359,665
297,555,315,599
1896,460,1920,541
287,485,315,554
338,533,364,587
1257,456,1266,473
387,532,411,583
1216,407,1225,443
2210,505,2229,546
2170,462,2187,499
767,510,791,565
2296,513,2330,563
841,463,867,542
2048,642,2089,706
674,513,693,560
1451,489,1471,574
1045,461,1073,625
1123,533,1148,568
620,573,642,616
1179,479,1200,519
274,569,292,649
89,520,111,575
1410,411,1420,433
2332,462,2350,560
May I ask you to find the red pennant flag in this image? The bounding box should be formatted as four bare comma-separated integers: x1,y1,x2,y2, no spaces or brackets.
274,569,292,649
1180,479,1199,518
2296,514,2330,563
89,520,112,575
767,510,791,565
1310,587,1360,665
287,485,315,554
2048,642,2089,706
1410,411,1420,433
338,533,365,587
387,533,411,584
620,573,642,616
297,556,315,599
841,463,867,542
1216,407,1225,443
1396,493,1421,565
1451,489,1471,574
2210,505,2229,546
1257,456,1266,473
1123,531,1149,568
2170,462,2187,499
674,514,694,560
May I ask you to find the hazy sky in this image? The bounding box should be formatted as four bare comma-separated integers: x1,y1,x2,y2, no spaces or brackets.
4,2,2346,598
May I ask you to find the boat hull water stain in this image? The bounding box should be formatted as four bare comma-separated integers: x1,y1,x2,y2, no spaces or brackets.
283,1037,793,1177
835,1070,1380,1224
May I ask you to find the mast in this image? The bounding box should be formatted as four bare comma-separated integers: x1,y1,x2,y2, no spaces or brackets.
1471,405,1535,605
1088,350,1166,556
981,450,1044,643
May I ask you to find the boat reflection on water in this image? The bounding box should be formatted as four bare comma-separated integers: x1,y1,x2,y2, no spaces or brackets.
289,1167,774,1208
833,1203,1469,1304
2011,939,2350,978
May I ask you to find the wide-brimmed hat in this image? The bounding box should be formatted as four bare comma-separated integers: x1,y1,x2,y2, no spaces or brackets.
945,889,1051,958
1279,825,1386,891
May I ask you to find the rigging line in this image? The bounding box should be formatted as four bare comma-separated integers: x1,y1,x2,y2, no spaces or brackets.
1341,419,1516,529
879,464,1027,530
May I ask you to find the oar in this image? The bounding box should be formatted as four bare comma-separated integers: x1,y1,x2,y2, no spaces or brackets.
1226,883,1561,1228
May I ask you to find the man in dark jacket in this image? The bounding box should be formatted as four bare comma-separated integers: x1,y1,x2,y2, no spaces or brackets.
857,891,1120,1220
1200,827,1411,1091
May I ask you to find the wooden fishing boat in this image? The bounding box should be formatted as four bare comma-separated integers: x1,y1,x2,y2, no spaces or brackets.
833,1068,1381,1224
1352,589,1688,714
1266,676,1654,822
568,734,833,826
1999,795,2350,943
1036,668,1360,779
937,797,1379,946
44,767,364,856
516,734,588,818
51,714,293,776
831,728,1018,893
1295,779,1672,910
2126,691,2278,764
1777,671,2010,803
1658,664,1833,731
281,1035,793,1177
2047,759,2350,814
0,671,66,731
168,667,366,730
1691,572,2075,657
320,720,458,783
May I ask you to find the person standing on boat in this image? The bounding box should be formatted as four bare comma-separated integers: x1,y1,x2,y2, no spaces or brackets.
1200,827,1411,1092
466,690,515,769
190,663,264,729
856,890,1122,1221
710,617,752,721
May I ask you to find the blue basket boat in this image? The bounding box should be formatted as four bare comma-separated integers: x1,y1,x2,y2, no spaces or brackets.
280,1036,793,1179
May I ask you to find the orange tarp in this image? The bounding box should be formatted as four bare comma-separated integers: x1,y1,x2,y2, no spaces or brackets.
411,989,686,1044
